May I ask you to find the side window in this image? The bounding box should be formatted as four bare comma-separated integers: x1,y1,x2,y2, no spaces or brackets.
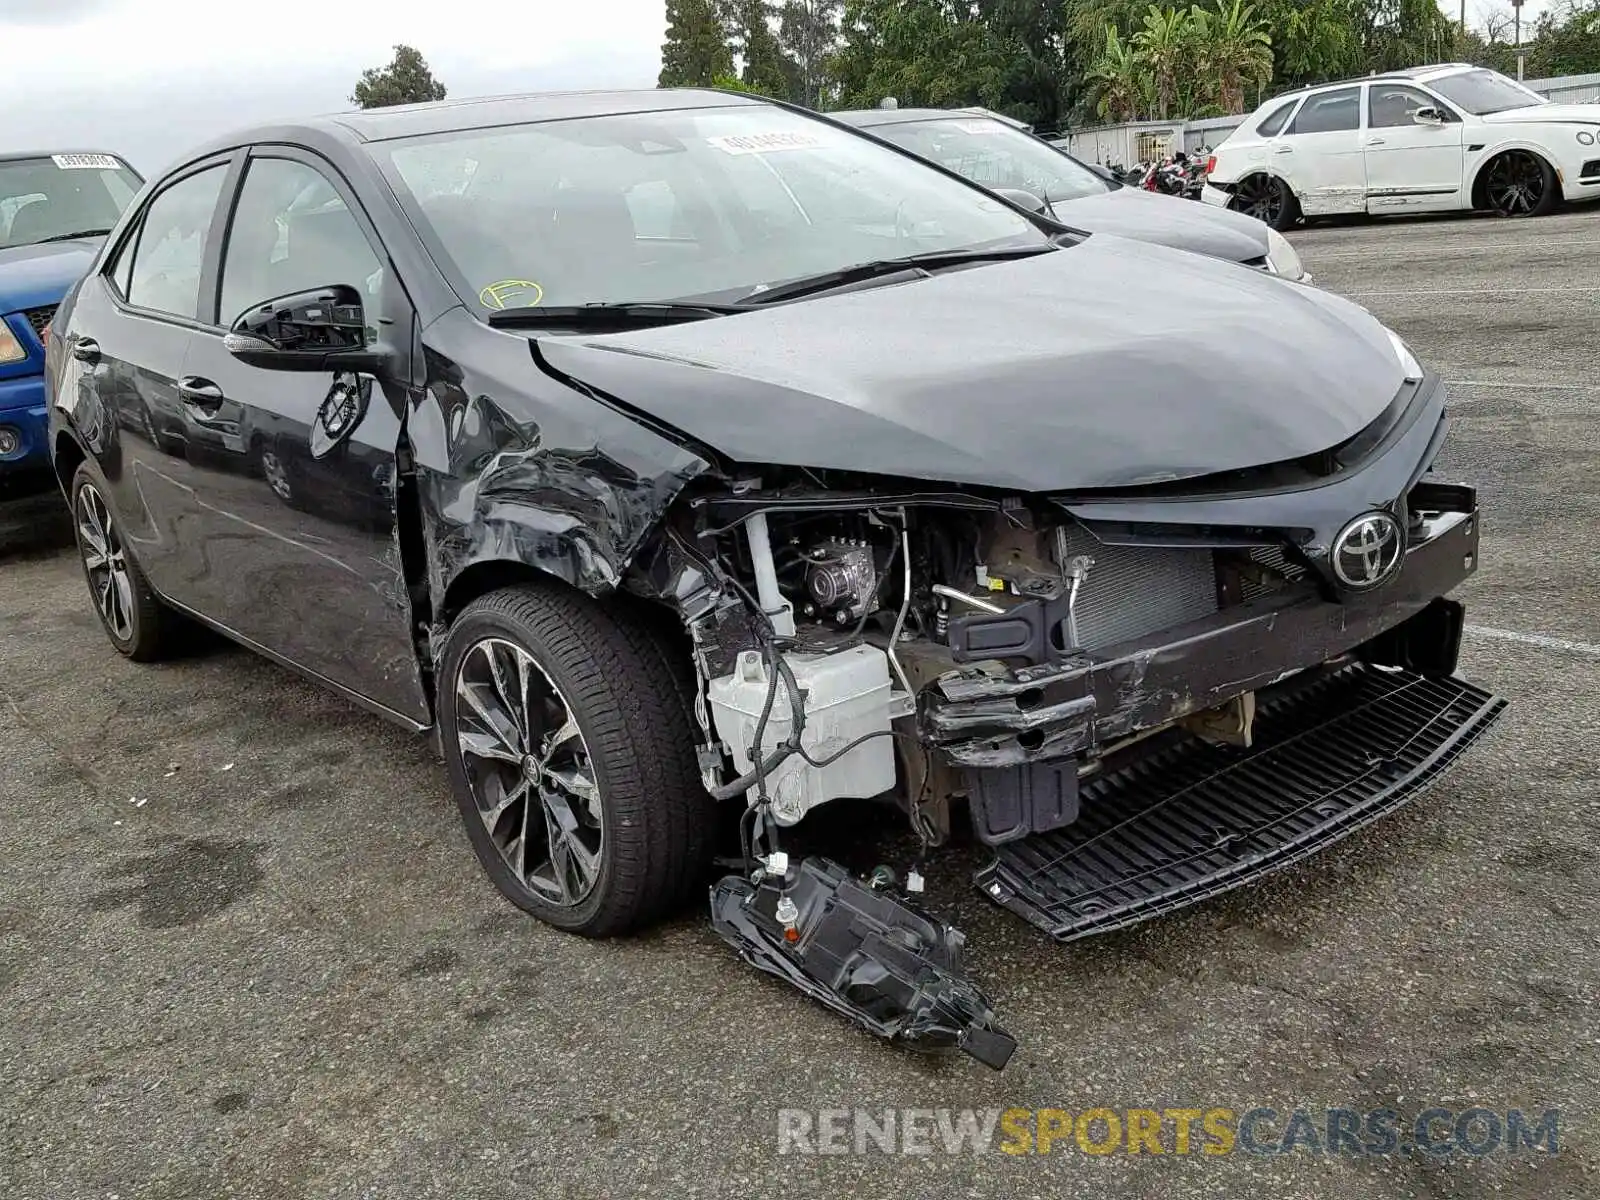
219,156,381,329
1255,100,1299,138
125,165,227,318
1369,85,1445,129
1287,87,1361,135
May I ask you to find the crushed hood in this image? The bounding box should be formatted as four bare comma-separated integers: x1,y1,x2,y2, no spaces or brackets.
534,234,1405,492
1052,185,1269,263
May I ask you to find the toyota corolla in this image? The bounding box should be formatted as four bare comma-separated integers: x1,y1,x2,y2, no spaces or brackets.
45,89,1503,1068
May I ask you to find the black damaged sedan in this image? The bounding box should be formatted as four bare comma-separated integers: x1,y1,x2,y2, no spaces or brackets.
46,89,1503,1068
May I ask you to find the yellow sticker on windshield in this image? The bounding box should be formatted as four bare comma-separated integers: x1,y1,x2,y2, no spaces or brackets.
479,280,544,310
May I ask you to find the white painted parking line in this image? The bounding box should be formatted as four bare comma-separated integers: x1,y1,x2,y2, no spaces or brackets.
1445,379,1599,390
1306,238,1600,262
1349,286,1600,297
1467,625,1600,659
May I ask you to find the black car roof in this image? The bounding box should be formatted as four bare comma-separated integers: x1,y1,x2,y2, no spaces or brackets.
182,88,765,161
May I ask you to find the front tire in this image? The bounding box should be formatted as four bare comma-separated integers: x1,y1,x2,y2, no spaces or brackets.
438,584,714,936
1482,150,1558,217
1231,173,1300,231
69,462,178,661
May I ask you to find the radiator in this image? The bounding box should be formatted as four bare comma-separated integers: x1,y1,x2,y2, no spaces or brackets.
1053,524,1219,651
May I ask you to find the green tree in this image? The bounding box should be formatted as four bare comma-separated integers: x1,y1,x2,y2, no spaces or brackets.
778,0,842,107
1132,5,1194,117
727,0,801,99
981,0,1073,133
831,0,1013,111
1358,0,1457,73
660,0,736,86
1260,0,1360,90
1541,1,1600,73
1189,0,1273,113
1087,24,1147,119
351,44,447,109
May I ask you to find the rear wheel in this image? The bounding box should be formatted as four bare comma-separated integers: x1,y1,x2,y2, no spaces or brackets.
1482,150,1558,217
437,584,714,936
1231,173,1300,230
70,462,178,661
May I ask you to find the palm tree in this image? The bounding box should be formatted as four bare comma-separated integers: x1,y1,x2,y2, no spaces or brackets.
1190,0,1273,113
1131,6,1193,119
1086,25,1146,121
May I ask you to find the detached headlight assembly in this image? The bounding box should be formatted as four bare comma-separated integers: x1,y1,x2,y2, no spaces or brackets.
1264,228,1306,281
0,321,27,365
1386,327,1424,382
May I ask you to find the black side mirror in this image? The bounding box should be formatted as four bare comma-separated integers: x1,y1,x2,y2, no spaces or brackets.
224,285,391,374
1086,162,1118,182
992,186,1049,216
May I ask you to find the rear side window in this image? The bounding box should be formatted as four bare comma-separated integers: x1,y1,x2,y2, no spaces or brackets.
1255,100,1299,138
123,165,227,319
1288,87,1360,135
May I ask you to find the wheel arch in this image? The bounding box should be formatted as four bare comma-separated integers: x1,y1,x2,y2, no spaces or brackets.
437,557,579,629
1470,142,1564,209
52,428,87,495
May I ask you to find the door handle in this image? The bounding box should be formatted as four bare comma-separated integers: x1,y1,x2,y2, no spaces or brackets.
1272,145,1294,155
1367,137,1386,146
178,376,225,415
71,337,100,364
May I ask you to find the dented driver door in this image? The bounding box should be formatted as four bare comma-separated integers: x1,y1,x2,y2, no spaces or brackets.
175,148,430,725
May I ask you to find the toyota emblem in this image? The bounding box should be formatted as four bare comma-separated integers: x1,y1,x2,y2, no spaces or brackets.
1331,512,1404,589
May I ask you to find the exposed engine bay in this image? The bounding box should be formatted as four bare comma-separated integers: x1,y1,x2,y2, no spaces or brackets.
632,461,1504,1069
688,487,1306,839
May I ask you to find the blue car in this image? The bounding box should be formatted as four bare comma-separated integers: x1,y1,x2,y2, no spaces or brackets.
1,151,143,500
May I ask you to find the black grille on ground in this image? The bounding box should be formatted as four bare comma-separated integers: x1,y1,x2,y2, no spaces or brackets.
1580,159,1600,180
23,305,56,340
974,664,1506,942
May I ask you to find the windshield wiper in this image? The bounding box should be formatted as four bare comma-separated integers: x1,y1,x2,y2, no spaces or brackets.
485,300,744,329
737,244,1055,307
35,228,114,244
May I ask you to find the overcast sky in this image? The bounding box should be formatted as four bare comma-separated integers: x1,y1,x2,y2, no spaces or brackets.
0,0,667,177
0,0,1555,178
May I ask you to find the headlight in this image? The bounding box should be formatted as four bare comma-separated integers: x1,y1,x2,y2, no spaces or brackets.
0,321,27,365
1578,130,1596,146
1385,327,1423,381
1264,228,1305,281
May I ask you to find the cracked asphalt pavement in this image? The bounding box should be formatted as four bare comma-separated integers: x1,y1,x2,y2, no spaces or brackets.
3,210,1598,1199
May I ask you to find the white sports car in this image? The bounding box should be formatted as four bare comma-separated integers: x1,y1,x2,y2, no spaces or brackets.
1202,63,1600,227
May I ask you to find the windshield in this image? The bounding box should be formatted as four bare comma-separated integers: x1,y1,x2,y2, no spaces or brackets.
0,154,142,249
865,117,1113,206
376,105,1044,311
1429,69,1547,115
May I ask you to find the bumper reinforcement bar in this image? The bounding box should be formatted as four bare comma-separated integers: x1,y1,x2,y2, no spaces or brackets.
973,663,1507,942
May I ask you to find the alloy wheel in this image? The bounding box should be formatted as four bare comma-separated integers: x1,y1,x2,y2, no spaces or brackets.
1232,174,1284,226
1485,151,1547,216
454,636,604,907
75,482,134,642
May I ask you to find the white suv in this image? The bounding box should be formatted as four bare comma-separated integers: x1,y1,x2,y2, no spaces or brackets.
1202,64,1600,228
